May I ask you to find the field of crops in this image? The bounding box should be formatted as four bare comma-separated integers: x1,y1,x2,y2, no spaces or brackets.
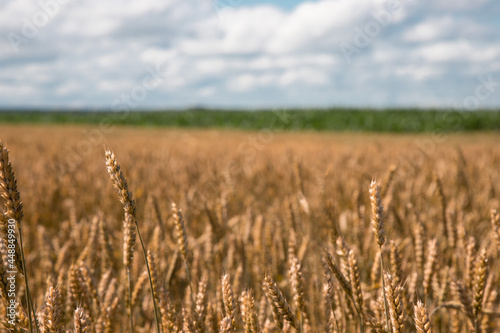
0,125,499,332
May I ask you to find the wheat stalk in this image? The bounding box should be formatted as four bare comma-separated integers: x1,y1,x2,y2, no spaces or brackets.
369,179,389,332
104,149,161,333
123,213,137,332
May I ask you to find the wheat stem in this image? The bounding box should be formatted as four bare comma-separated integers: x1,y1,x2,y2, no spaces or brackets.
380,251,390,332
137,226,162,333
127,268,134,333
105,149,161,333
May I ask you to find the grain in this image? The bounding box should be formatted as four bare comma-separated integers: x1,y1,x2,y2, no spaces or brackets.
414,300,432,333
0,129,498,332
264,274,298,331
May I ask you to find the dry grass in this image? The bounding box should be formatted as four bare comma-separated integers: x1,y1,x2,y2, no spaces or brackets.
0,125,499,332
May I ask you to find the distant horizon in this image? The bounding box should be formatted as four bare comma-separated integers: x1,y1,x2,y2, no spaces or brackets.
1,108,500,132
1,106,499,112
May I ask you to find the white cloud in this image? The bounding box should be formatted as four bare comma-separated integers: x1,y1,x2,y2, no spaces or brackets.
267,0,368,53
0,0,499,108
394,65,443,81
228,73,276,92
279,67,329,86
402,16,488,43
197,86,216,96
431,0,492,10
402,16,456,42
414,40,500,63
56,80,84,95
0,83,37,96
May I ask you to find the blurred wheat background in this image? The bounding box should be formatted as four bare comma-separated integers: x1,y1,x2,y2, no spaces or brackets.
0,125,499,332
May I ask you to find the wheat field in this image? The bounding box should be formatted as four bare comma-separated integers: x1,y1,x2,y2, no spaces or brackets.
0,125,499,333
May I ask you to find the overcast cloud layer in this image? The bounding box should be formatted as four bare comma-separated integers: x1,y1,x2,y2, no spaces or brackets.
1,0,499,109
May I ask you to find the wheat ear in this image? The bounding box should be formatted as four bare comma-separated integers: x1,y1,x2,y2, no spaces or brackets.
370,179,389,332
104,149,161,333
159,290,177,332
290,254,309,331
41,284,64,333
324,251,352,297
172,202,194,304
384,273,404,333
73,307,91,333
0,250,9,305
423,239,438,298
472,249,488,332
369,180,386,248
414,300,432,333
240,290,259,333
491,209,500,249
413,219,425,276
264,274,299,331
381,164,397,198
453,280,474,325
0,149,24,316
0,142,36,333
194,279,208,332
222,274,240,330
348,249,365,332
389,241,403,287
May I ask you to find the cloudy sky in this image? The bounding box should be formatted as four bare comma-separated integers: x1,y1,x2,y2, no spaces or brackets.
1,0,499,109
